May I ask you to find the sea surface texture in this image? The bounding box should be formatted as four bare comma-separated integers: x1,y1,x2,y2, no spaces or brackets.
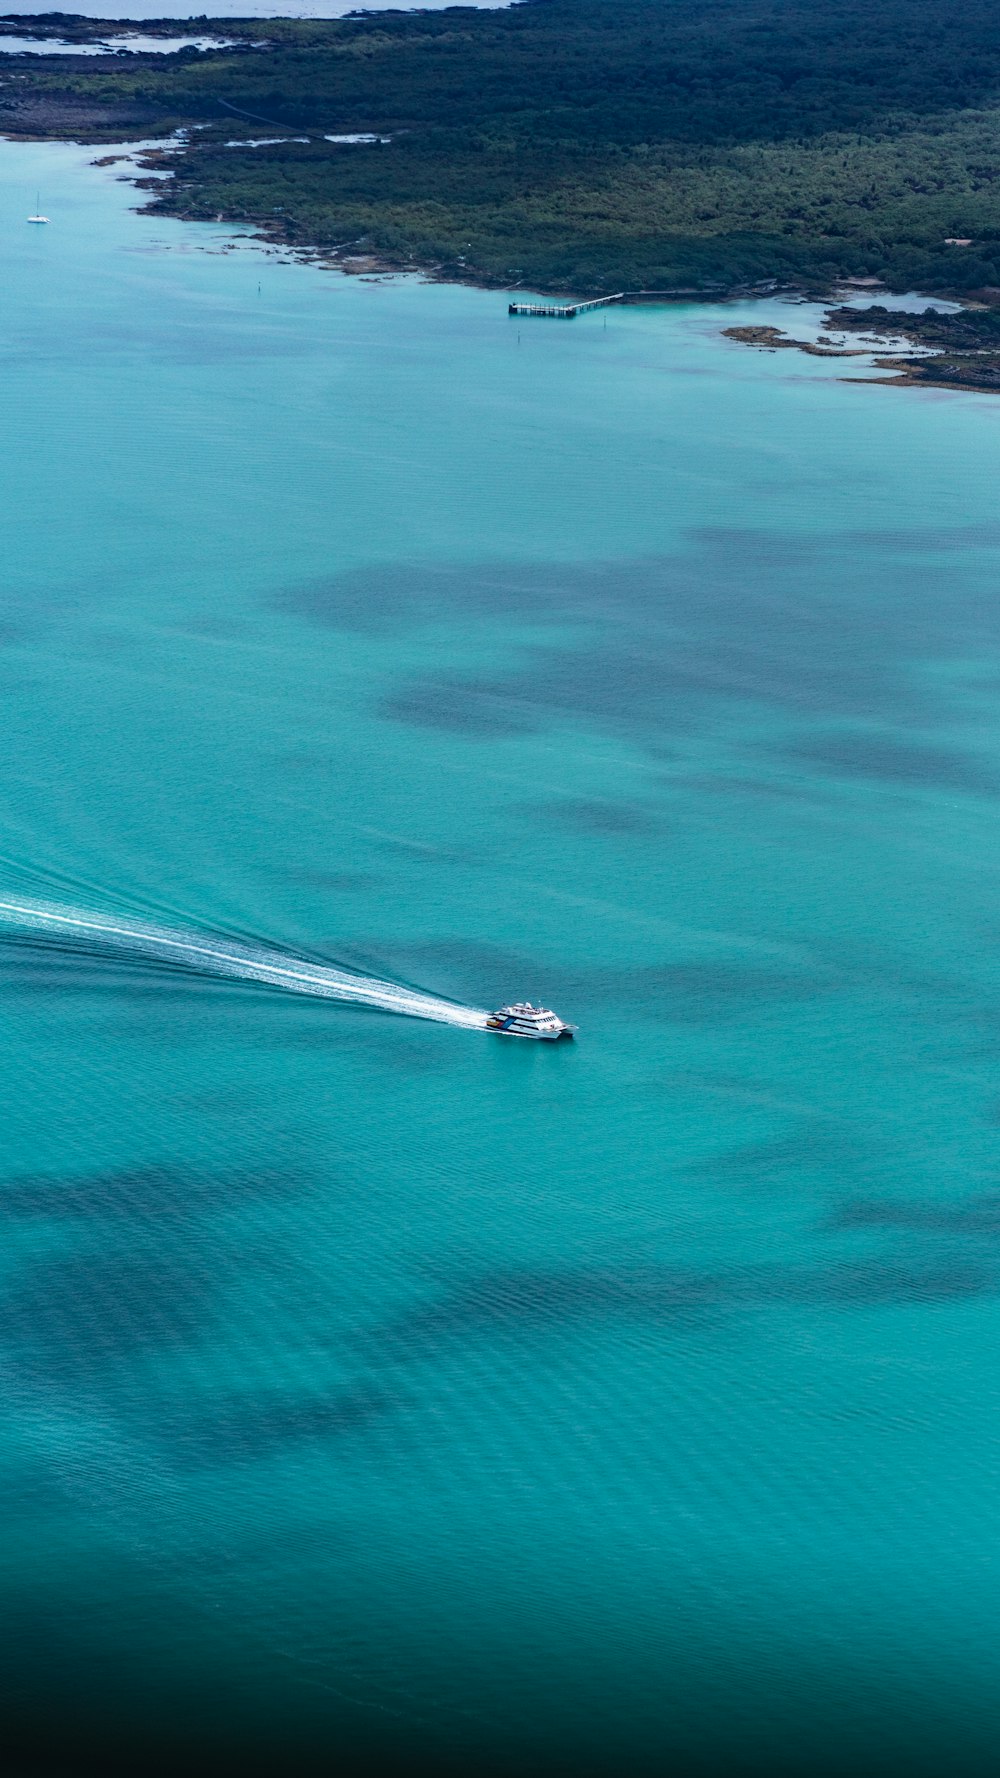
2,140,1000,1778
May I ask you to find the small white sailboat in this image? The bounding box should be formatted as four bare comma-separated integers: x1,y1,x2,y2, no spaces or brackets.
27,192,49,224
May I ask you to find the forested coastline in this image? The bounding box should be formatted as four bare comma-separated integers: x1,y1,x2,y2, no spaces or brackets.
3,0,1000,298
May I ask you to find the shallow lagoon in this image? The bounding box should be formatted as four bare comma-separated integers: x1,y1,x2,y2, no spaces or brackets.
0,33,239,53
3,139,1000,1775
4,0,504,16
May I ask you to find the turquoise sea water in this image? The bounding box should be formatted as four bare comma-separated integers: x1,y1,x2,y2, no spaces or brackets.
3,139,1000,1776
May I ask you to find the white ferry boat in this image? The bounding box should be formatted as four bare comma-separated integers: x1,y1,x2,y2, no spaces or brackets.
485,1002,575,1040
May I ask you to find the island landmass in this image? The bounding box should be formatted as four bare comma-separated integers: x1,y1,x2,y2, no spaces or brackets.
3,0,1000,390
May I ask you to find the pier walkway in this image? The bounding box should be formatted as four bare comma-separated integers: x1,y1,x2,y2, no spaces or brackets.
508,286,736,319
508,294,624,318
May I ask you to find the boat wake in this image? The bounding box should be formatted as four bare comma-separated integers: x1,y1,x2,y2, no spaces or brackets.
0,893,488,1029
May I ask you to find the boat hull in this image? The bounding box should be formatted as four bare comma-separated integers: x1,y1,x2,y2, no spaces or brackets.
485,1023,575,1040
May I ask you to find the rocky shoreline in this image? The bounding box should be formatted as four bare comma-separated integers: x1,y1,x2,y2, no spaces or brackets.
7,99,1000,386
3,15,1000,383
724,304,1000,393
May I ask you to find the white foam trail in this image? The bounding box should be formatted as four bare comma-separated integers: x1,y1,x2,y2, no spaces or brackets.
0,895,488,1029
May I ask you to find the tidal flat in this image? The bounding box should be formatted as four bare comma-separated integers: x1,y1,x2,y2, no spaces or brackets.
726,302,1000,392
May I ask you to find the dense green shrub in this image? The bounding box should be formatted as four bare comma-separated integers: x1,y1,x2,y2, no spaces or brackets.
8,0,1000,292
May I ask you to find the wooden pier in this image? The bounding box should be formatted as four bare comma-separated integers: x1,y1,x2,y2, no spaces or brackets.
508,294,624,318
508,285,738,320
